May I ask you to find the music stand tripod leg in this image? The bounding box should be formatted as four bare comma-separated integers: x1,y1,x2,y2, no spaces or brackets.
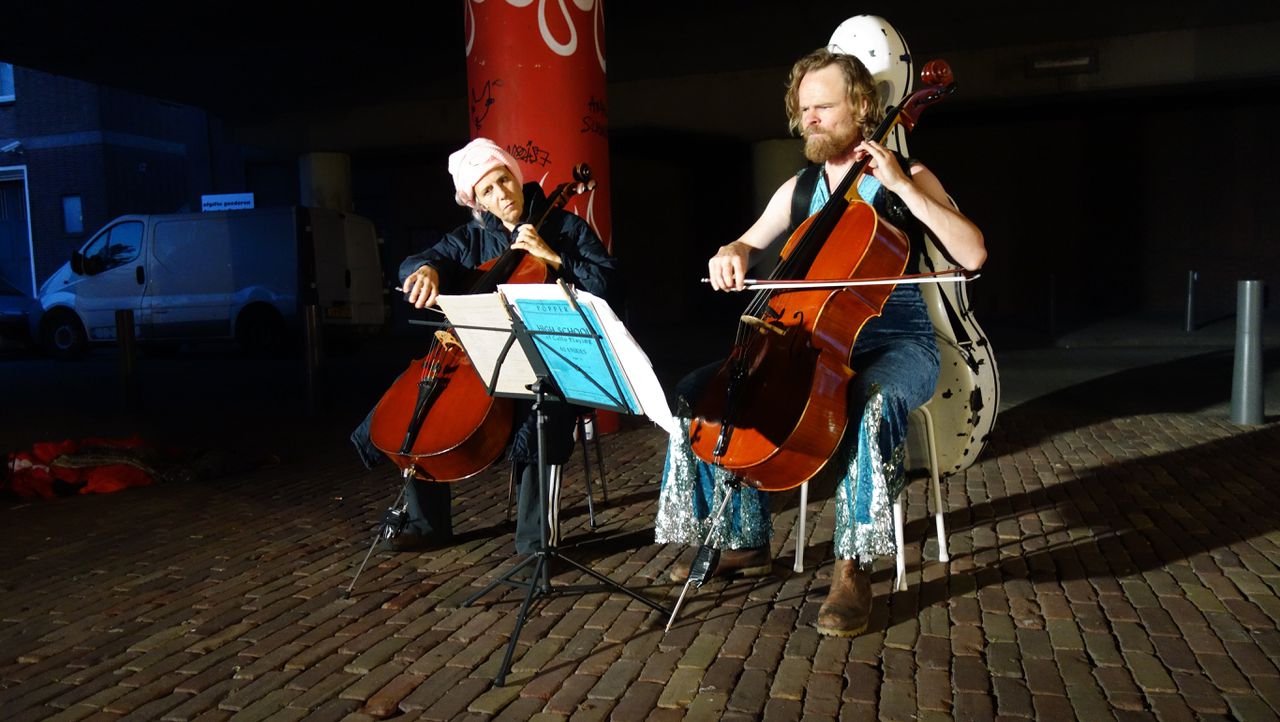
346,465,414,598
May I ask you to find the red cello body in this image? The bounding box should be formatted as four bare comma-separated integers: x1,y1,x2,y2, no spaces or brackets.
690,61,955,492
368,166,594,482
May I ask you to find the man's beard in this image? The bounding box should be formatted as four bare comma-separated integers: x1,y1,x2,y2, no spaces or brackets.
803,125,859,164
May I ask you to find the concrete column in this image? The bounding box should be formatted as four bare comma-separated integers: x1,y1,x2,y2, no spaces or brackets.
299,152,353,212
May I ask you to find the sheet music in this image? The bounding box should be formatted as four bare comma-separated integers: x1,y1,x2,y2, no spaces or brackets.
499,284,678,436
434,293,538,396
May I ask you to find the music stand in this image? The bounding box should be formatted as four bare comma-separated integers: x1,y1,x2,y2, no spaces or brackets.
440,281,672,687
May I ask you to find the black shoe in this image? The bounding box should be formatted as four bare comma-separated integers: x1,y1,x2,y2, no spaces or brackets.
378,530,452,553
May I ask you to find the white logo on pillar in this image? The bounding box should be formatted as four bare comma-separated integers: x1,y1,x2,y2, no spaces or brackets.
467,0,606,73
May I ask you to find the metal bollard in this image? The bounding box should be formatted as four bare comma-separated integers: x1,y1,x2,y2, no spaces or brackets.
1230,280,1264,425
1185,270,1198,332
115,309,138,411
303,304,322,414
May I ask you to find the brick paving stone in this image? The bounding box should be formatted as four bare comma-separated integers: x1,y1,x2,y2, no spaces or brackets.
1146,692,1197,722
950,597,981,626
878,679,918,721
951,623,985,657
726,668,771,716
418,675,489,721
1031,694,1077,720
162,678,236,721
636,648,680,684
743,635,785,673
104,672,190,715
655,666,700,709
1203,611,1252,644
683,690,730,721
464,682,521,717
986,640,1022,678
784,626,819,659
1099,594,1141,623
361,671,426,718
842,661,880,704
1013,627,1053,660
916,634,950,669
805,670,844,702
762,697,802,722
1171,670,1229,714
700,655,744,695
676,632,725,670
838,700,877,722
951,690,995,722
768,657,809,700
1136,605,1181,637
1149,635,1198,673
1223,693,1280,722
1021,657,1067,697
953,655,991,694
1094,666,1145,711
585,658,641,701
1111,621,1156,654
981,613,1016,643
1063,685,1117,722
991,676,1033,718
1198,652,1254,694
1222,597,1279,630
916,667,952,713
718,625,758,659
1122,650,1177,693
882,647,915,682
1082,630,1124,668
607,680,663,722
812,636,849,675
1055,649,1100,689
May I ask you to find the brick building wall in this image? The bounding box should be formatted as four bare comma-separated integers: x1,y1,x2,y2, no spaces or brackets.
0,64,224,290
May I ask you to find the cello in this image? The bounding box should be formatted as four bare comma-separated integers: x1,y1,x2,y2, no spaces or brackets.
689,61,957,491
367,165,596,482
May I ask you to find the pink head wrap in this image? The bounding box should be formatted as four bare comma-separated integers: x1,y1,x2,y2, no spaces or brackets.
447,137,523,212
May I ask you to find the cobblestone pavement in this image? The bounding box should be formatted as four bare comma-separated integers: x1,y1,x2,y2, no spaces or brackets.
2,352,1280,721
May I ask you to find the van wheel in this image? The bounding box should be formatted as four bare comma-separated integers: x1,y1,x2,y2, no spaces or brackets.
41,310,89,359
237,306,287,355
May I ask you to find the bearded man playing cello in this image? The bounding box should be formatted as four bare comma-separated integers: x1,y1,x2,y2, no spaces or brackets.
655,48,985,637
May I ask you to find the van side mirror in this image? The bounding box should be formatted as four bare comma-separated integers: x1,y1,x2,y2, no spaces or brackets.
71,250,85,275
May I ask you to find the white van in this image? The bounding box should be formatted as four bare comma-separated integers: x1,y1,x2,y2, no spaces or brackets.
32,206,386,357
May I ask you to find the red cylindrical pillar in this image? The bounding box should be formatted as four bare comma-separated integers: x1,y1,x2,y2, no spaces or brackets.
464,1,620,434
463,0,612,249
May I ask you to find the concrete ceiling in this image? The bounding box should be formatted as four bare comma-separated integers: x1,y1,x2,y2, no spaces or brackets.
5,1,1280,152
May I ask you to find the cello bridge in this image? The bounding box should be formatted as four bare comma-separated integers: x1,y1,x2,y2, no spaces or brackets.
740,315,784,336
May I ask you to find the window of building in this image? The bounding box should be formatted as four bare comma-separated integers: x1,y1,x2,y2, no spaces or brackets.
62,195,83,234
0,63,14,102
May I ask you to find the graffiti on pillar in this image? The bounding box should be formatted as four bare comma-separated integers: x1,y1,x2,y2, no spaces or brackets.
507,139,552,168
470,79,503,132
581,95,608,137
466,0,606,72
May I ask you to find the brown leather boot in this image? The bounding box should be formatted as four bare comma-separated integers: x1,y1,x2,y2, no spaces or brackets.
815,558,872,637
669,546,771,582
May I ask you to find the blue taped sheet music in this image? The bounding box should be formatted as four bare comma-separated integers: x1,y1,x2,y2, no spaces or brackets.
510,294,639,413
497,284,678,434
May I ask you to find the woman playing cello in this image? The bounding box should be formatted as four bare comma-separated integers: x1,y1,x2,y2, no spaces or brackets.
357,137,618,554
655,48,985,637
